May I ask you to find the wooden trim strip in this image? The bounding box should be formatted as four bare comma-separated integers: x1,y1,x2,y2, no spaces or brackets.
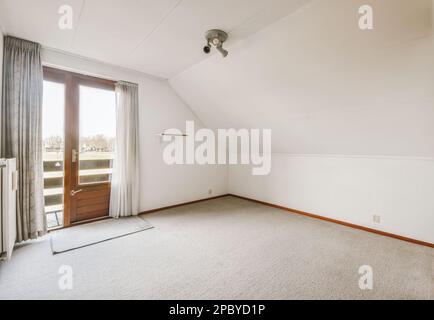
43,66,116,89
228,194,434,248
50,195,227,232
139,195,229,215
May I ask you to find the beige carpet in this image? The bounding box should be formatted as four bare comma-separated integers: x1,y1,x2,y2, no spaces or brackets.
0,196,432,299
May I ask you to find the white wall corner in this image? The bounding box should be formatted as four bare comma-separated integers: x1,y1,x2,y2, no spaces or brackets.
0,14,5,36
432,0,434,32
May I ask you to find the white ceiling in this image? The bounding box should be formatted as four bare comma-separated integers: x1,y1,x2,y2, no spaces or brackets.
0,0,312,79
170,0,434,156
2,0,433,157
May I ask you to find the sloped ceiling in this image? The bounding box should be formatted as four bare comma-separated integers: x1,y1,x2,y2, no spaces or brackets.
1,0,433,157
0,0,312,78
170,0,434,156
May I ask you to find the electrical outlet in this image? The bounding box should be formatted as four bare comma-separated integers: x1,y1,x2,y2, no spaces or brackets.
208,189,213,195
373,214,381,224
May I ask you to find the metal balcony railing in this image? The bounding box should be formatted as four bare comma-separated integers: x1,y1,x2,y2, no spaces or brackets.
43,158,113,229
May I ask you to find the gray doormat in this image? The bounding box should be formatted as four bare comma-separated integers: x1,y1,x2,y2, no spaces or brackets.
50,216,153,254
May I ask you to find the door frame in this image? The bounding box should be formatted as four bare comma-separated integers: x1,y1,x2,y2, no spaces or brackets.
43,66,116,227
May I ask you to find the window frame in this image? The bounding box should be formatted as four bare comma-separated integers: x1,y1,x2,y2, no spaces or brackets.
43,66,116,226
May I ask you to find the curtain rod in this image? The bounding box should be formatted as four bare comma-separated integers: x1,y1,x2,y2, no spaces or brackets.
117,80,139,87
41,46,165,81
42,62,140,86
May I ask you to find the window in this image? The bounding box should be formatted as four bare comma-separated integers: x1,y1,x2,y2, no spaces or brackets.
43,66,116,227
42,80,65,229
79,85,116,185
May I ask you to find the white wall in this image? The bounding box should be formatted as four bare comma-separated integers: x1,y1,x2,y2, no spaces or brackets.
171,0,434,243
229,155,434,243
42,49,228,211
0,25,4,117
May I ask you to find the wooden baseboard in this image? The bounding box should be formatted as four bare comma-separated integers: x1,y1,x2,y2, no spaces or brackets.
139,195,230,215
50,195,228,232
228,194,434,248
137,193,433,248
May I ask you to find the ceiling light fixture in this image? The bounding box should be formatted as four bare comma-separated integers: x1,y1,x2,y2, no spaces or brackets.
203,29,228,57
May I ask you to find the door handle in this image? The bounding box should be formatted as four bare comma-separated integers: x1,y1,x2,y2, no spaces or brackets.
70,189,83,197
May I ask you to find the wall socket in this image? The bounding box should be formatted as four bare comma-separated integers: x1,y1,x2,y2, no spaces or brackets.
372,214,381,224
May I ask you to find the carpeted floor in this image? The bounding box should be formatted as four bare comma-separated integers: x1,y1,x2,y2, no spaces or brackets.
0,196,432,300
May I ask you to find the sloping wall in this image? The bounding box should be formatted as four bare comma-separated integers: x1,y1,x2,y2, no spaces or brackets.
171,0,434,156
42,49,228,211
170,0,434,243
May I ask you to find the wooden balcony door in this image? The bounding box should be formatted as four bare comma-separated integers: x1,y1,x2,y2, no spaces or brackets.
43,67,116,226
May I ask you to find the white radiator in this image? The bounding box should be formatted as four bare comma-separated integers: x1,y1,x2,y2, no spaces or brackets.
0,158,17,261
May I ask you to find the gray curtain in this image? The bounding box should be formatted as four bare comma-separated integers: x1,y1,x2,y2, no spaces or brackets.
1,36,46,242
109,82,140,218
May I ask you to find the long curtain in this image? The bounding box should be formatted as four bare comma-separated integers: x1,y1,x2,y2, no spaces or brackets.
109,82,140,218
1,36,46,242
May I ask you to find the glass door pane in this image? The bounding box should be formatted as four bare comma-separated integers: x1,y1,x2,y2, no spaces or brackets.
79,85,116,185
42,80,65,229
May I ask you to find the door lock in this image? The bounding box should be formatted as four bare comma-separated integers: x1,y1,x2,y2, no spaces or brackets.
70,189,83,197
72,149,78,163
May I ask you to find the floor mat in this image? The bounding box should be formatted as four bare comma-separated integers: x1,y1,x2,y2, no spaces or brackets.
50,216,153,254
